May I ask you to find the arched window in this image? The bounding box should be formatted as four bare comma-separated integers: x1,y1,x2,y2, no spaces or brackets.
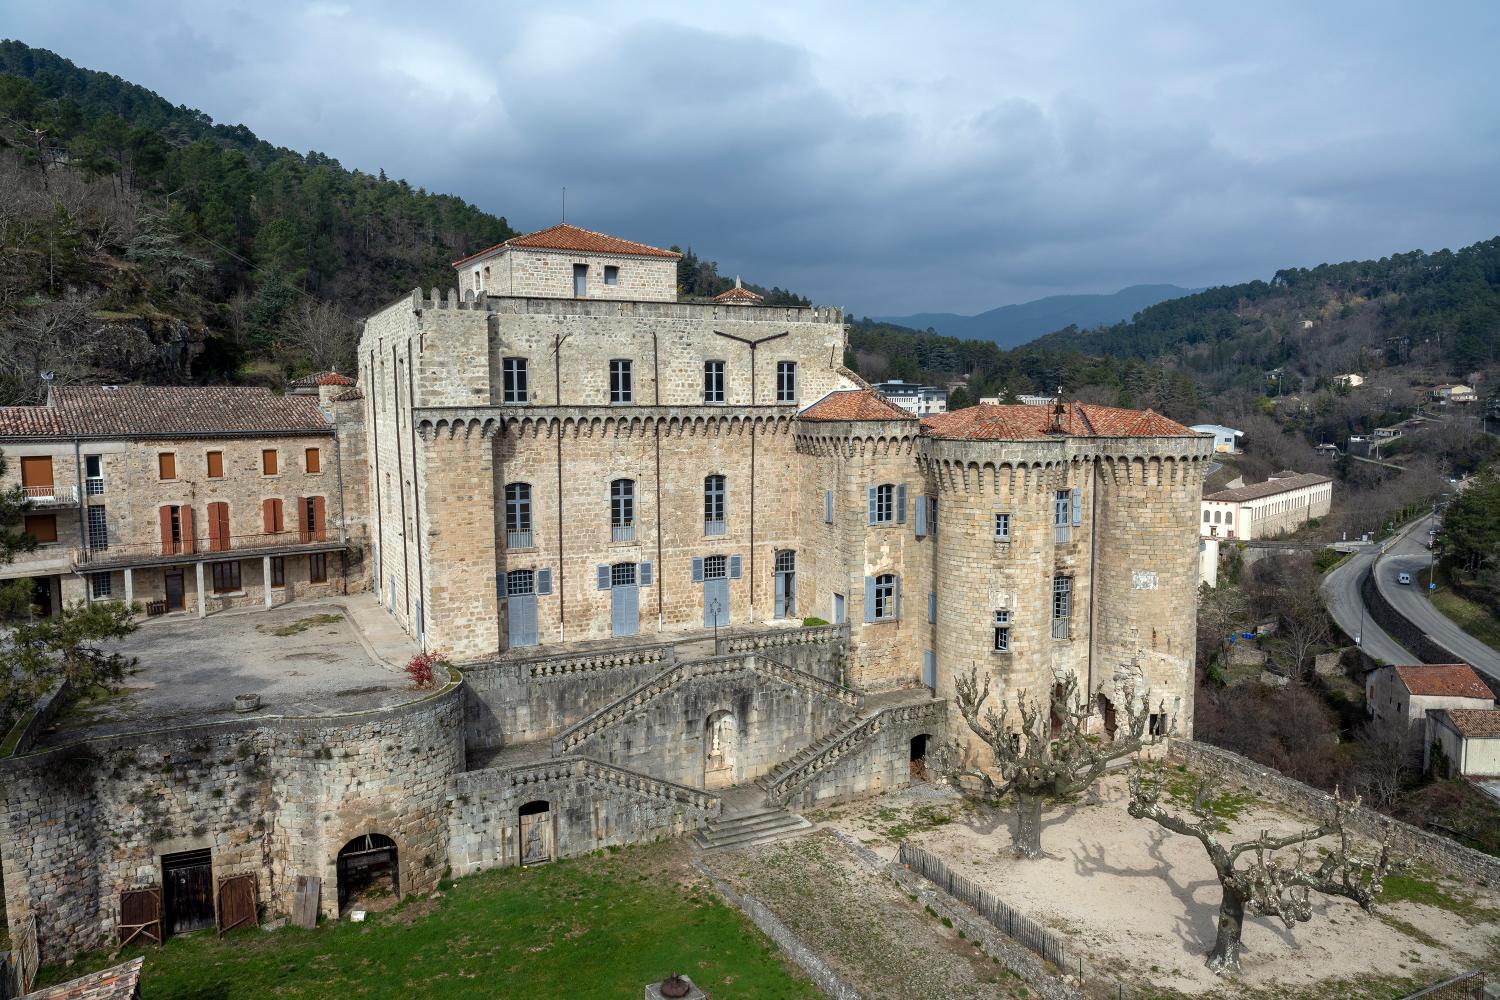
505,483,533,548
704,475,726,535
611,479,635,542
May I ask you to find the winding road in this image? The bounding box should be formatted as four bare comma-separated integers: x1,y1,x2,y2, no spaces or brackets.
1322,535,1413,665
1377,514,1500,683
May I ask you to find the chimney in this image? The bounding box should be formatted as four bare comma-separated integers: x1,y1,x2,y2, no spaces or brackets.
1050,399,1067,434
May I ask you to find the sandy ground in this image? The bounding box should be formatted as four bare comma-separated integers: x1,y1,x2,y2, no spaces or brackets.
815,776,1500,997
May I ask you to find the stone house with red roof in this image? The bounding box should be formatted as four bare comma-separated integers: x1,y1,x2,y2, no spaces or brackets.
0,378,368,617
1427,707,1500,777
1366,663,1496,737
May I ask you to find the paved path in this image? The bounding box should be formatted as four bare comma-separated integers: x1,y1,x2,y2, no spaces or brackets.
1376,514,1500,683
1323,536,1413,665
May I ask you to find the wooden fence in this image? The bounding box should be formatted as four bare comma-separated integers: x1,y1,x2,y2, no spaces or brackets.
13,916,37,996
898,842,1078,974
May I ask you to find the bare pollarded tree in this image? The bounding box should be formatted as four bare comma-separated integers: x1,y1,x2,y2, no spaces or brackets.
942,668,1167,859
1127,765,1393,976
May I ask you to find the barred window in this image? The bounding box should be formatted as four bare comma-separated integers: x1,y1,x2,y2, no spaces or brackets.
506,569,535,596
1052,575,1072,639
775,549,795,573
90,572,111,599
610,562,636,587
703,554,728,580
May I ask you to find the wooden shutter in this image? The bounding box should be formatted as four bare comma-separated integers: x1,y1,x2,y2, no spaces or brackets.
691,557,704,583
311,496,327,541
159,505,174,553
596,564,610,590
824,489,833,524
928,591,936,624
728,555,741,579
893,576,901,620
867,486,877,525
262,499,275,533
639,561,653,587
208,502,227,552
914,495,927,537
181,506,196,553
206,451,223,478
863,575,876,623
158,452,176,480
896,484,907,524
922,650,936,689
305,447,321,473
296,496,309,542
262,449,278,475
536,568,552,595
23,514,57,543
1071,487,1082,526
19,456,52,488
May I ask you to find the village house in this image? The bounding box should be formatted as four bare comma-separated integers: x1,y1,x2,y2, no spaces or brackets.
1430,383,1477,404
1366,663,1495,735
1189,423,1244,454
869,379,949,416
1427,708,1500,777
1332,373,1365,389
0,380,368,617
1200,470,1333,540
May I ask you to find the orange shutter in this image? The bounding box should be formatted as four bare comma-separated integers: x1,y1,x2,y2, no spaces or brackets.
305,448,321,473
181,506,196,554
20,456,53,488
207,451,223,478
159,505,174,554
158,453,176,480
208,502,229,552
296,496,309,542
311,496,327,541
262,499,274,534
262,449,277,475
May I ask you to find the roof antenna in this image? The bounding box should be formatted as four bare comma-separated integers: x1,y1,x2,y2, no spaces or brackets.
561,186,566,223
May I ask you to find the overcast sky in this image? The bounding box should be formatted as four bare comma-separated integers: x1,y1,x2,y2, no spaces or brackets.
7,1,1500,315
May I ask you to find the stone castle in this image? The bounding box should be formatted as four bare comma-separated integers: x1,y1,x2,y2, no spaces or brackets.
0,223,1212,957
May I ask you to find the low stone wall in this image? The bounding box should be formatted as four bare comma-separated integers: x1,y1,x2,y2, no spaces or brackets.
719,624,848,684
0,680,68,758
0,681,466,959
1171,740,1500,888
779,700,947,811
691,859,863,1000
447,757,718,877
462,643,674,750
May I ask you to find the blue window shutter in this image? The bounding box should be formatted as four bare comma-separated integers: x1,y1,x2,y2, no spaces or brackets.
729,555,742,579
639,561,653,587
867,486,877,525
825,489,833,524
914,495,927,537
691,557,704,583
863,575,876,623
928,591,936,624
1071,487,1082,526
597,564,610,590
893,576,901,620
896,484,907,524
923,650,935,689
536,568,552,595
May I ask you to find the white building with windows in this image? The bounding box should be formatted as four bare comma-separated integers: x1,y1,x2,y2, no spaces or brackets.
870,380,948,416
1190,423,1244,454
1200,470,1333,540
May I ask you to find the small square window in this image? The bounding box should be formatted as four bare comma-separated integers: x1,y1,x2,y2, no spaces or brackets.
604,265,619,286
994,512,1010,541
90,572,112,599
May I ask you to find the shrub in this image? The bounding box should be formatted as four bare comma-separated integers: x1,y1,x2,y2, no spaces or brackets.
404,650,449,689
802,616,830,627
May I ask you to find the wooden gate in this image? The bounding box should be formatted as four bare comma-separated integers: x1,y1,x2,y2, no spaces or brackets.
162,849,215,935
13,916,37,995
519,802,553,865
117,888,162,948
216,874,258,936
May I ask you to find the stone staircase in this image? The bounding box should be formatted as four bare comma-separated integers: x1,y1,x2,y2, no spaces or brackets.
692,804,813,852
755,713,869,796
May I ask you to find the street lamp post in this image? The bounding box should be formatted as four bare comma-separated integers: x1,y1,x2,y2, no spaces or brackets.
709,597,722,650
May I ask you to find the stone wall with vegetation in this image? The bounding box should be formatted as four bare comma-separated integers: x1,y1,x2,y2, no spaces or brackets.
0,680,465,959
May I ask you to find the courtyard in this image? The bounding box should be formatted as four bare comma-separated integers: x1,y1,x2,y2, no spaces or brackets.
814,773,1500,998
35,595,421,746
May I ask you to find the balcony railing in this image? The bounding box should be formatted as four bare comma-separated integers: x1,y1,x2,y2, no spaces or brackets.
1054,524,1070,544
1051,618,1071,640
22,485,78,506
74,528,343,567
611,523,635,543
704,519,726,537
506,529,534,549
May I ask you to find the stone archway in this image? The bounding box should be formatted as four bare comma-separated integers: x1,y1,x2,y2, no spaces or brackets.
703,710,738,789
336,833,399,915
909,733,931,781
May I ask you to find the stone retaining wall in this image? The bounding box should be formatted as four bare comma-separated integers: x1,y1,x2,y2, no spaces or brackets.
1359,568,1460,665
0,681,465,959
779,700,947,810
1172,740,1500,888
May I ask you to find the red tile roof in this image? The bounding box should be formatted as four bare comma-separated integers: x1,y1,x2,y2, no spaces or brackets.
0,386,332,440
1394,664,1494,700
713,285,763,304
26,956,142,999
920,402,1195,441
1203,472,1332,503
1436,708,1500,738
330,387,365,402
799,389,917,422
452,223,681,266
289,371,355,387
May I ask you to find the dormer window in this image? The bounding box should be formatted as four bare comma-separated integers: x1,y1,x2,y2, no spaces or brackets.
604,265,619,286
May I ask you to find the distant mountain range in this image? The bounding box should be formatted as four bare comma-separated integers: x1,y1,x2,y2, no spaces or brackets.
875,284,1199,349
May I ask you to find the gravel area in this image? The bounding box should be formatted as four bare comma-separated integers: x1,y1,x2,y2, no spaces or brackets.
706,830,1032,999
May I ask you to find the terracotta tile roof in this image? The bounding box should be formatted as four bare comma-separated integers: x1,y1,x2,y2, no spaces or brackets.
713,283,763,304
0,386,332,440
799,389,917,422
26,956,142,999
331,387,365,402
452,223,680,266
289,371,355,387
920,402,1195,441
1394,664,1494,700
1436,708,1500,738
1203,472,1332,503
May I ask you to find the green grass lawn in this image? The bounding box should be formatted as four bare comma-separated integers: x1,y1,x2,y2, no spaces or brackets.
1419,567,1500,655
34,845,819,1000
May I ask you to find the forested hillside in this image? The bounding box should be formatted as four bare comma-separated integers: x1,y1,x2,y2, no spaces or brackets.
0,41,803,403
